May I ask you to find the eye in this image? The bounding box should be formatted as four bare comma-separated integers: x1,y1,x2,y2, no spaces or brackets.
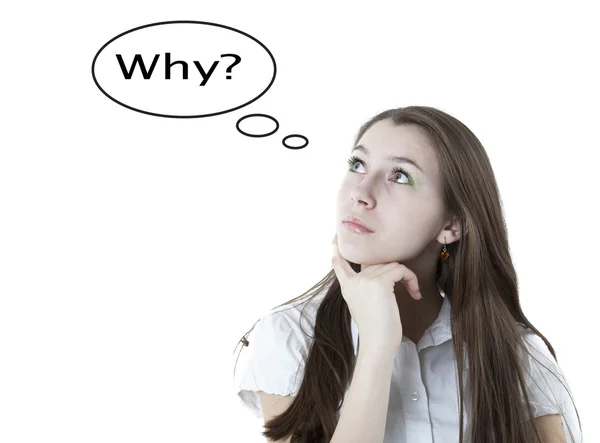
346,155,413,185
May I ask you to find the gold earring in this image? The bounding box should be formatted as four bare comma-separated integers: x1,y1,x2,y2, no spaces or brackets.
441,237,450,260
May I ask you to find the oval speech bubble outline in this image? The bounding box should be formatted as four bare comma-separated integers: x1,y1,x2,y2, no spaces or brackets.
91,20,277,119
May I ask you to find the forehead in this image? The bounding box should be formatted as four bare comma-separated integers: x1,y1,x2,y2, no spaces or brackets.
357,119,438,176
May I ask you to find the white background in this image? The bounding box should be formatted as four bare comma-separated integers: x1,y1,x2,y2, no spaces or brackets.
1,1,597,442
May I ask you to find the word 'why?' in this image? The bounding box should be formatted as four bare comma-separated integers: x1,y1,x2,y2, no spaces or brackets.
115,53,242,86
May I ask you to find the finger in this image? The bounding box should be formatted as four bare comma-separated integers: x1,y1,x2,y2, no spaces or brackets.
369,263,422,300
372,263,421,299
357,262,388,276
369,262,402,279
388,266,423,300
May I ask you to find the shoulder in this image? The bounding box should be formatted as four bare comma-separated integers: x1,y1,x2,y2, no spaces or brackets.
518,326,558,369
267,291,324,326
516,325,560,380
517,326,573,415
256,292,325,352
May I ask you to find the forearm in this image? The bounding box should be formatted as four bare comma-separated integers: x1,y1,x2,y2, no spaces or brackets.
330,343,396,443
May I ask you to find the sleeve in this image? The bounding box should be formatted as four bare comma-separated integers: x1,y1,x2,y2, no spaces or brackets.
232,310,308,421
519,330,582,442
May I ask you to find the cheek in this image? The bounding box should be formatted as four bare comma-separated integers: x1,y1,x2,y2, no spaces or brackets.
337,179,354,199
336,186,346,203
399,203,422,219
381,206,433,238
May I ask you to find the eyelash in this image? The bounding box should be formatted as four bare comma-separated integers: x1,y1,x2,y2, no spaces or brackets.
346,155,413,185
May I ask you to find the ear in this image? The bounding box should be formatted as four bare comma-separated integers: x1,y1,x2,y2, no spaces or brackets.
437,215,466,245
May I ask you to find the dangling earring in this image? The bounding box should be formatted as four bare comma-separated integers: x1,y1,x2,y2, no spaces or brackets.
441,237,450,260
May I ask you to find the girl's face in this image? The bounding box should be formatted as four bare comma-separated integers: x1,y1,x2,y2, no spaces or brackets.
336,119,446,267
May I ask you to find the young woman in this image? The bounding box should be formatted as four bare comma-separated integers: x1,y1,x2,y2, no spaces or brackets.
232,106,582,443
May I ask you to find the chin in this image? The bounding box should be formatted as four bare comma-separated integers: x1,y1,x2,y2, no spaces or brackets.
340,249,381,266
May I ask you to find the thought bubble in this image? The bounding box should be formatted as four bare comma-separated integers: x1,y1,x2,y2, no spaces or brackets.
92,20,308,148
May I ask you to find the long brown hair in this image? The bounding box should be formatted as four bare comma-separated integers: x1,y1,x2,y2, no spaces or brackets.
233,106,582,442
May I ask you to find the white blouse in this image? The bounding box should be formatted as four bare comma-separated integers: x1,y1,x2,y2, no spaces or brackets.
233,290,581,442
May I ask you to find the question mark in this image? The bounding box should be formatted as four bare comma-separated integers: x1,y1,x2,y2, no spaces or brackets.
221,53,241,79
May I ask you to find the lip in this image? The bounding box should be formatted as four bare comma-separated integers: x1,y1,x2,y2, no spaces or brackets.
342,215,374,233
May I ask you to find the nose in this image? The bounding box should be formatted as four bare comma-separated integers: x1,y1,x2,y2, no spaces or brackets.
349,168,380,198
349,182,375,208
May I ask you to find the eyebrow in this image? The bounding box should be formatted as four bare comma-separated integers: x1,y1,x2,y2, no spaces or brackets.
351,144,425,174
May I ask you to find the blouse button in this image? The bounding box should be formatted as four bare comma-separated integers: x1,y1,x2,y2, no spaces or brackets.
411,392,419,401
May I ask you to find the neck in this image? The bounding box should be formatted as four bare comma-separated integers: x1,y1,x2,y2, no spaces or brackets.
394,281,445,344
